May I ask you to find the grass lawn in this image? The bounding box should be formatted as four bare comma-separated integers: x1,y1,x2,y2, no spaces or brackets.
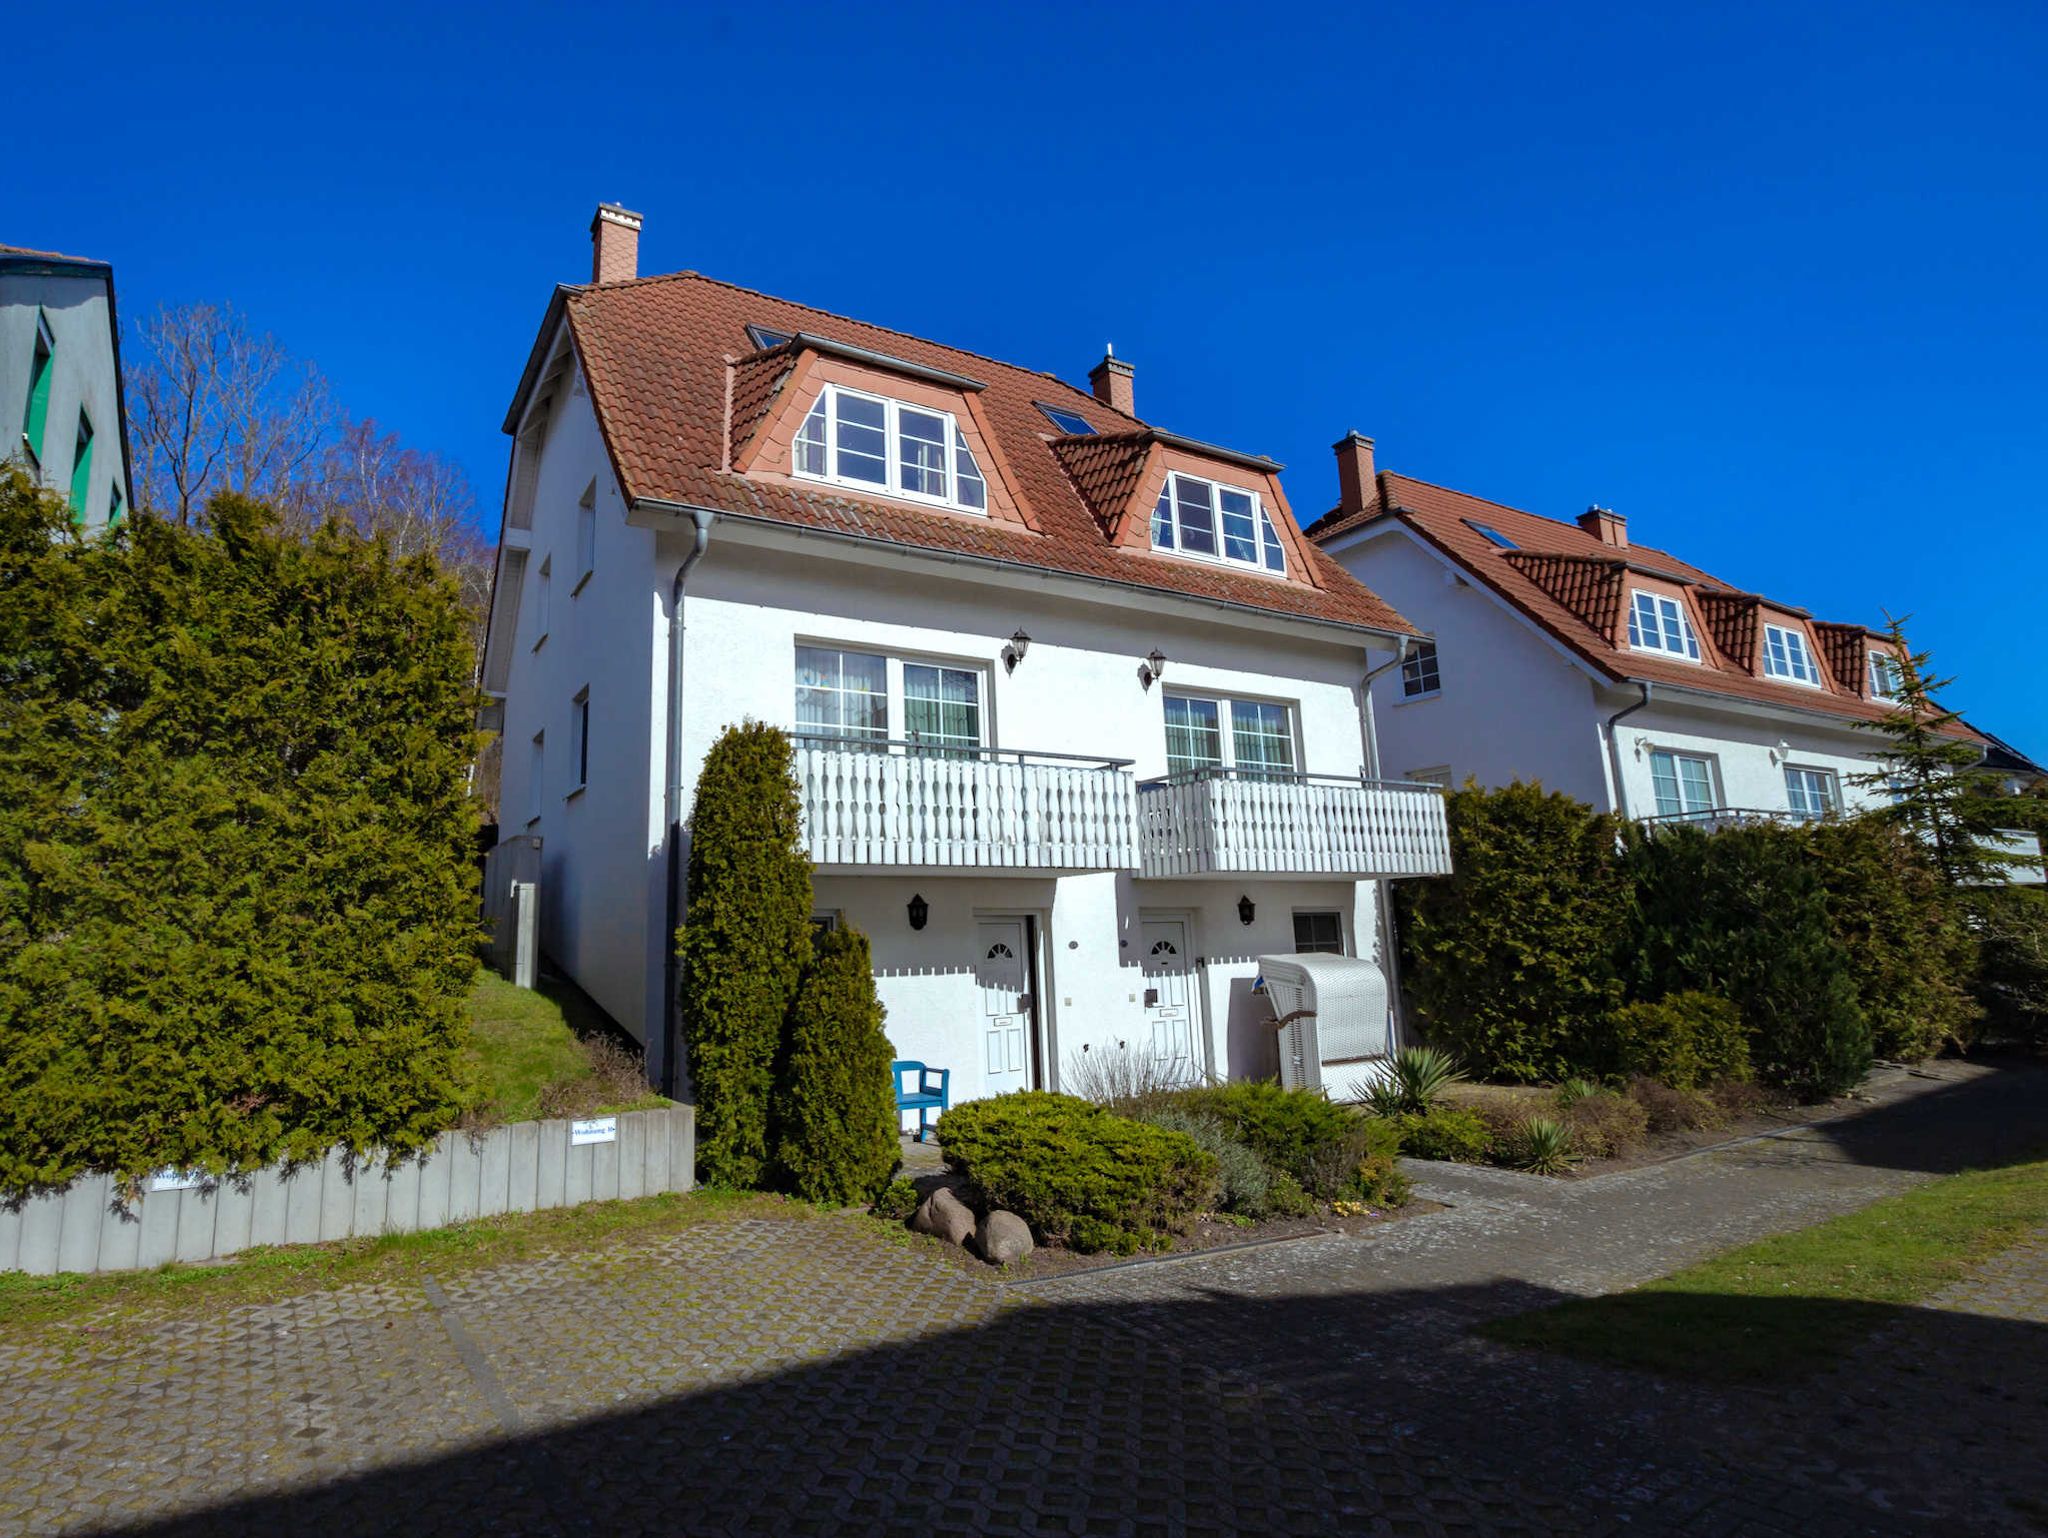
0,1189,805,1347
1483,1154,2048,1384
464,971,667,1122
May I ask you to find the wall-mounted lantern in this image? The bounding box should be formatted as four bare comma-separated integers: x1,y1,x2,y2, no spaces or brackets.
1001,628,1032,674
1236,894,1256,926
907,893,929,931
1137,648,1169,691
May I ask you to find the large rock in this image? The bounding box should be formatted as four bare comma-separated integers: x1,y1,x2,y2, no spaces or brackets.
976,1209,1035,1265
911,1187,975,1247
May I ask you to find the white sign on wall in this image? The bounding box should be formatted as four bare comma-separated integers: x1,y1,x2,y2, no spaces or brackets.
150,1168,205,1192
570,1117,618,1146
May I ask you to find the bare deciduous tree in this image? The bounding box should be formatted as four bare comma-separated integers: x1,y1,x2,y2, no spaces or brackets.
125,302,335,524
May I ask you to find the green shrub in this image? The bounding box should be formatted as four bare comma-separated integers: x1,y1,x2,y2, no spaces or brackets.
0,481,479,1195
1609,992,1750,1091
870,1177,919,1223
1462,1092,1533,1152
1961,886,2048,1050
1555,1077,1600,1109
1555,1087,1649,1159
1512,1117,1578,1175
774,926,897,1205
1805,818,1979,1059
1385,1104,1491,1162
1266,1169,1319,1216
1171,1080,1380,1200
1396,782,1632,1081
1137,1107,1271,1217
1627,1074,1723,1134
1360,1045,1465,1115
937,1092,1216,1253
1627,822,1870,1100
679,721,813,1187
1348,1115,1411,1206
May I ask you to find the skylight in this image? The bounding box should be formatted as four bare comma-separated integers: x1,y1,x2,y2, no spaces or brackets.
1036,403,1097,437
746,325,793,351
1464,520,1517,549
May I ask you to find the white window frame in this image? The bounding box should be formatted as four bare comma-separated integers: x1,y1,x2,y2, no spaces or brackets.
573,480,596,593
1868,650,1906,701
1627,589,1701,661
1148,470,1287,575
1762,622,1822,686
1783,764,1840,820
569,687,590,796
533,556,551,650
1649,748,1719,818
1162,691,1299,777
791,383,989,516
1400,640,1441,699
793,643,991,752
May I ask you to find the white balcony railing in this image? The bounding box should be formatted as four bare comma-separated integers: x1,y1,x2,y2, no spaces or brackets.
1137,770,1452,879
794,736,1139,871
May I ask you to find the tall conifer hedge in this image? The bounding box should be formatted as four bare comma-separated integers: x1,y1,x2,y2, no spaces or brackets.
678,721,812,1187
0,476,479,1194
775,926,897,1204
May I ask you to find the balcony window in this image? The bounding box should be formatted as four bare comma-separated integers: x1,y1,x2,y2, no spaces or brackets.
1401,641,1441,698
1627,590,1700,660
795,645,987,751
1763,623,1821,685
904,662,981,753
1149,471,1285,574
1869,652,1906,701
791,384,988,514
1164,693,1296,778
1650,749,1717,818
1784,765,1840,819
796,646,889,742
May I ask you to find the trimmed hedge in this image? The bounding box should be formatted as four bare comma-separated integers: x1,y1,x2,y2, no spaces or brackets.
0,480,479,1195
1384,1104,1490,1163
937,1092,1216,1253
678,722,813,1187
1396,782,1631,1082
774,926,897,1205
1609,992,1750,1090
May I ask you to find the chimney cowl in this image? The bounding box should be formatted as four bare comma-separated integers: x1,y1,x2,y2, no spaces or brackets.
1088,349,1135,416
1332,431,1377,517
1577,504,1628,548
590,202,644,285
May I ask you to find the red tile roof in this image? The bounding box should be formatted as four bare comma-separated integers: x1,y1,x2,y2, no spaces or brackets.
1318,470,1976,737
548,271,1415,635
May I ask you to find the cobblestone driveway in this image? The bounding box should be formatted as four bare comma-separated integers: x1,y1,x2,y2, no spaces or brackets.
1,1060,2042,1537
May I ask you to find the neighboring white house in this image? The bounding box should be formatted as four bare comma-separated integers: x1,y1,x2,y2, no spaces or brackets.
478,206,1451,1107
1308,434,2008,829
1,242,132,529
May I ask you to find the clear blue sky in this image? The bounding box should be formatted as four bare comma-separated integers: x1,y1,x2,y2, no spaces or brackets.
17,1,2046,753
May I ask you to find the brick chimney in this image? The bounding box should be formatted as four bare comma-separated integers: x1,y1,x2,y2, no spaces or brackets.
1332,432,1377,517
590,203,643,284
1089,347,1135,416
1577,504,1628,548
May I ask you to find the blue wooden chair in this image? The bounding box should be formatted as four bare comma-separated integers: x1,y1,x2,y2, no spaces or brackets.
892,1060,950,1143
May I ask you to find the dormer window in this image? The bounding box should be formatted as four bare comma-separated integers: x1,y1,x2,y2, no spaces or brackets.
792,384,987,514
1763,623,1821,685
1149,471,1285,574
1627,590,1700,660
1869,652,1906,701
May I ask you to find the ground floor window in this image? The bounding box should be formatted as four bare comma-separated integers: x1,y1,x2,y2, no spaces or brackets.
794,644,987,752
1649,749,1717,818
1163,692,1297,778
1292,911,1345,954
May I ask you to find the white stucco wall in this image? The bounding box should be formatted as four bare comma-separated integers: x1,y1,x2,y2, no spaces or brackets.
0,266,128,527
1607,693,1894,820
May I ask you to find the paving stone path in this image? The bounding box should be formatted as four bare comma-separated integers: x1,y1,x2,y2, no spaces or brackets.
0,1059,2041,1537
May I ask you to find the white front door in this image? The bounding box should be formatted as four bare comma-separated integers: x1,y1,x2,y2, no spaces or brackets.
976,919,1031,1096
1140,917,1198,1081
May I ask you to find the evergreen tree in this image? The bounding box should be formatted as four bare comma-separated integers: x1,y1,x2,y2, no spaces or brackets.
678,722,812,1187
775,926,898,1205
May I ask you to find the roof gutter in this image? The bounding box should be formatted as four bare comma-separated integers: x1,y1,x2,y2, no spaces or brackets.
1603,682,1655,819
628,498,1415,649
658,507,717,1100
785,332,988,392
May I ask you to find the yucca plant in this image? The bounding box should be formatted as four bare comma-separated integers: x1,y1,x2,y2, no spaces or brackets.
1363,1046,1467,1116
1515,1117,1579,1175
1555,1077,1600,1110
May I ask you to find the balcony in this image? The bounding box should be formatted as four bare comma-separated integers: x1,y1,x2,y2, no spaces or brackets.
1137,769,1452,880
793,735,1139,873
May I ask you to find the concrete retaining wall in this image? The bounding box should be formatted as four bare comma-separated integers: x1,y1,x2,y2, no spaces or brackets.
0,1105,695,1277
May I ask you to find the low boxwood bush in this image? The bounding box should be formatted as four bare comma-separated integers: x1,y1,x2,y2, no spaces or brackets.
937,1092,1216,1253
869,1176,919,1223
1171,1081,1385,1201
1384,1104,1490,1163
1609,992,1750,1091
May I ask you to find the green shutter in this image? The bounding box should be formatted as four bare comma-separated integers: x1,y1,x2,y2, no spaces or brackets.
69,411,94,519
108,478,124,526
22,319,53,466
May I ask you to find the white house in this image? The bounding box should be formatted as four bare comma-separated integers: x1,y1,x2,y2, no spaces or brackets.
477,206,1451,1107
2,242,132,528
1308,434,2012,832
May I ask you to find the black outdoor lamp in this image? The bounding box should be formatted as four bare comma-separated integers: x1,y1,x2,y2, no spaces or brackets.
907,893,929,931
1236,894,1255,926
1001,628,1032,674
1137,648,1169,691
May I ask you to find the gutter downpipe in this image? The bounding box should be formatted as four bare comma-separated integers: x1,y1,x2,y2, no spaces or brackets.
659,508,716,1099
1604,682,1655,821
1359,637,1414,1049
